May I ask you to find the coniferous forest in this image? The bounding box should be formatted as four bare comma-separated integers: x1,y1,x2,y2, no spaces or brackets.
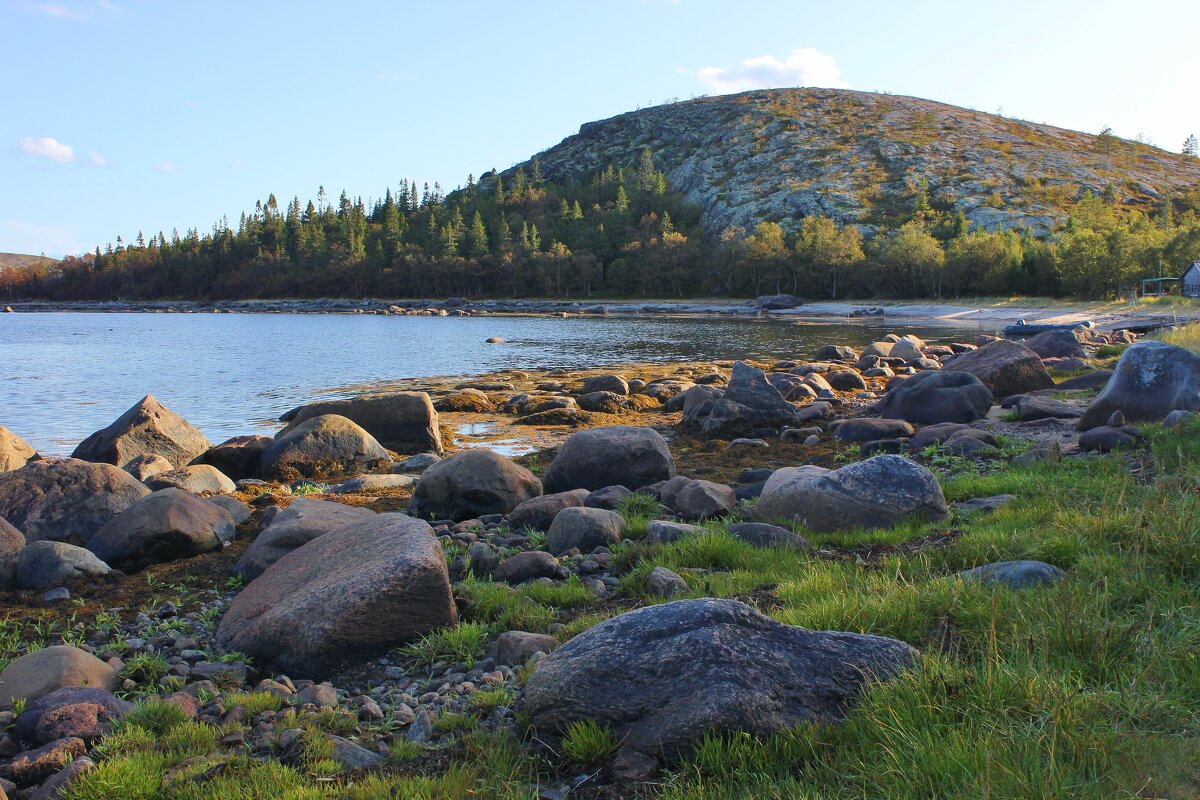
6,146,1200,302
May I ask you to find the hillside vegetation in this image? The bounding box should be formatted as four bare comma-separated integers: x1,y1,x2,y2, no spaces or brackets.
4,89,1200,302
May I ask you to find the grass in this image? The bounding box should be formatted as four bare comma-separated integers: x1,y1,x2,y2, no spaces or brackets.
1153,321,1200,354
560,719,623,765
400,622,490,668
224,690,286,715
120,652,171,689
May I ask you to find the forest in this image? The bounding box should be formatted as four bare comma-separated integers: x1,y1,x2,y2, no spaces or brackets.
4,147,1200,302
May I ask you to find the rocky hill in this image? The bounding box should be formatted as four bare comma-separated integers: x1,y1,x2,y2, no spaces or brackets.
493,88,1200,236
0,252,55,271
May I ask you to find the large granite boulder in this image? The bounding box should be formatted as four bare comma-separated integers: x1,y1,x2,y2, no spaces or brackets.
259,414,390,481
408,450,541,520
1023,329,1085,359
71,395,211,469
190,435,274,481
0,645,119,711
888,335,925,362
234,498,375,581
753,455,948,532
0,426,37,473
0,515,23,589
505,489,590,532
1077,341,1200,430
542,426,675,493
217,513,456,679
524,599,917,766
877,370,994,424
946,340,1053,398
16,541,112,589
279,392,442,454
0,458,151,545
145,464,236,495
546,507,624,554
86,488,235,570
671,479,737,520
694,362,800,438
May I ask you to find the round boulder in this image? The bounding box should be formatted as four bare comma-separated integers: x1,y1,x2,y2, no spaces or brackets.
14,687,132,747
1077,341,1200,430
753,455,948,532
16,541,112,589
506,489,590,533
542,426,675,493
259,414,390,481
216,513,456,679
145,464,236,495
672,479,737,520
0,426,37,473
86,488,236,570
524,598,918,766
0,515,24,590
408,449,542,521
0,458,151,545
944,339,1053,398
876,370,994,424
546,506,624,555
0,645,119,711
71,394,211,469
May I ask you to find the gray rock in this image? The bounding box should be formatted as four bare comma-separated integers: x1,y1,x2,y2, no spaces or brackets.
490,631,558,665
0,458,151,545
1164,409,1195,428
492,551,560,584
523,599,918,764
1023,329,1085,359
328,474,417,493
1011,395,1083,421
409,449,542,521
813,345,858,362
944,339,1053,398
646,520,701,544
671,480,736,520
645,567,689,598
826,370,868,391
86,488,235,570
877,371,993,424
190,435,274,481
42,587,71,603
234,498,375,581
121,453,174,482
1078,425,1144,452
0,646,119,711
260,414,391,482
753,455,947,532
506,490,590,532
542,426,675,493
392,453,442,474
17,542,111,589
546,507,623,555
14,687,132,747
584,485,632,510
0,516,24,590
467,542,500,577
217,513,456,679
145,464,236,495
727,522,809,549
581,374,629,396
1077,341,1200,430
206,495,251,524
71,395,211,469
834,418,915,442
695,362,801,438
958,560,1064,589
951,495,1016,514
279,392,442,454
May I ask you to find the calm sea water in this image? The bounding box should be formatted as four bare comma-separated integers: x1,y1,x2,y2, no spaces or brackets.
0,312,996,455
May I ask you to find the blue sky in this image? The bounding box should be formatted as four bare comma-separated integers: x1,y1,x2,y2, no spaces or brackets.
3,0,1198,257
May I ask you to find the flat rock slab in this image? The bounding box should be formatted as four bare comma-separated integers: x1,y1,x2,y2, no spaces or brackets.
958,560,1064,589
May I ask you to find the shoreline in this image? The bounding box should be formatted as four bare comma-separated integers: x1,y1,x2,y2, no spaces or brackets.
5,296,1197,331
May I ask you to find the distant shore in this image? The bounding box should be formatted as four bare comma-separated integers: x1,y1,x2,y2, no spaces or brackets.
4,296,1196,332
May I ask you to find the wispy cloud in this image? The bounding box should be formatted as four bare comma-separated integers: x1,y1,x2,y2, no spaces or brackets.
97,0,130,15
37,3,89,21
155,162,178,173
695,47,850,93
88,151,108,166
18,136,75,163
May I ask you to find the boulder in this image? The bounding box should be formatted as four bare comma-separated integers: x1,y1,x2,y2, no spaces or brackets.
524,599,917,765
1011,395,1083,421
71,395,210,469
672,480,736,520
207,495,251,524
16,542,111,589
907,422,972,450
813,345,858,362
0,458,150,545
755,293,803,310
13,688,132,747
0,646,119,711
1023,329,1085,359
1056,370,1112,391
834,418,915,442
392,453,442,474
259,414,390,481
944,340,1053,398
888,335,925,362
278,392,442,454
826,371,868,391
86,488,235,570
408,450,542,521
861,341,894,358
5,736,86,785
0,516,24,590
506,490,590,532
121,453,174,482
727,522,810,549
646,520,701,544
694,362,800,438
216,513,455,679
546,507,624,555
234,498,375,581
0,427,37,474
1077,341,1200,430
542,426,675,493
490,631,558,665
1078,425,1144,452
577,391,628,414
958,560,1064,589
328,473,416,493
753,455,948,532
584,485,632,510
191,435,273,481
492,550,560,584
145,464,236,495
581,374,629,395
877,371,993,424
434,389,493,413
646,566,689,598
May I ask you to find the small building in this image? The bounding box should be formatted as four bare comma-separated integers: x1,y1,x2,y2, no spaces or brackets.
1183,261,1200,298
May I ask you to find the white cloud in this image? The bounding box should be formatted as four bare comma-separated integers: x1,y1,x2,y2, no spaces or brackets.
696,47,850,94
155,162,178,173
18,136,75,163
38,3,88,21
97,0,130,16
88,151,108,166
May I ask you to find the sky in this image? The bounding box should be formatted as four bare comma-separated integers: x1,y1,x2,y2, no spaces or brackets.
2,0,1198,257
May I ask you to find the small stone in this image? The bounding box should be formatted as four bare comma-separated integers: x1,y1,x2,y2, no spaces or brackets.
41,587,70,604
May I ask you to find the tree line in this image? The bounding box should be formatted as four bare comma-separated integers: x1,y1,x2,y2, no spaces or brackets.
4,147,1200,301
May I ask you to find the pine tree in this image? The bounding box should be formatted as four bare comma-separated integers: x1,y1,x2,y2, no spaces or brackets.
615,185,629,213
532,159,543,186
466,211,488,256
571,200,583,220
1185,134,1199,158
495,212,512,246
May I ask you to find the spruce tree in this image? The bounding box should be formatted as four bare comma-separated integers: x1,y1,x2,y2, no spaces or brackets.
1185,134,1199,157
